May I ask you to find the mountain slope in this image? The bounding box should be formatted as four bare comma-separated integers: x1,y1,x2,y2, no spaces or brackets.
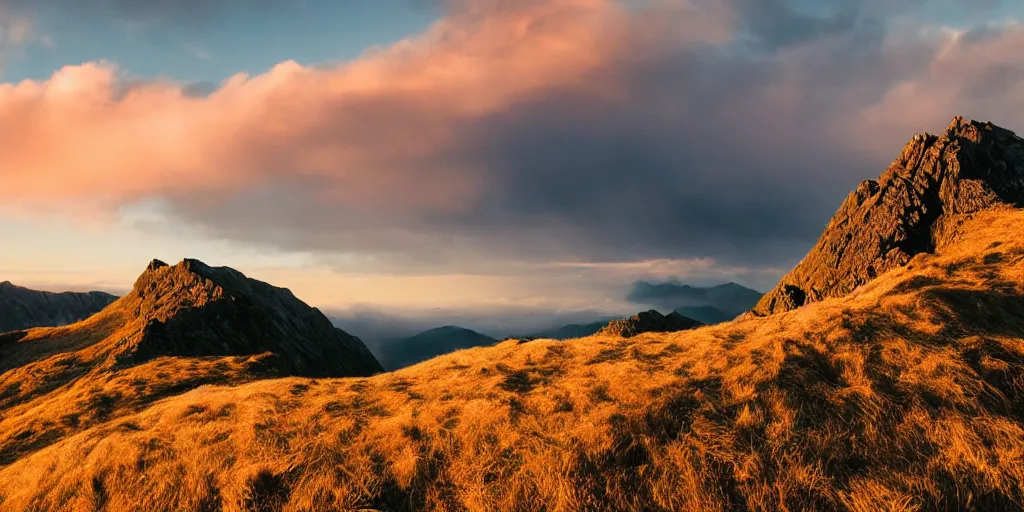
378,325,497,370
753,116,1024,316
0,258,381,467
0,281,117,333
3,208,1024,510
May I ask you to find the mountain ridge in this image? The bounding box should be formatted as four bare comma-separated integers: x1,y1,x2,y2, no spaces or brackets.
627,280,761,319
0,281,117,333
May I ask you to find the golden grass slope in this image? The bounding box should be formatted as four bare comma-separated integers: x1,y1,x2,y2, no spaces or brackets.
3,209,1024,510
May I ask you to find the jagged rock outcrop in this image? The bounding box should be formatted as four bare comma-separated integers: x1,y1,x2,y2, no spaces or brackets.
0,282,117,333
753,116,1024,316
111,258,383,377
598,310,702,337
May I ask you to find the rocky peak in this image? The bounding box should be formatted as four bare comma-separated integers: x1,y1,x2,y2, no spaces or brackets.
146,259,168,272
598,310,702,338
113,258,382,377
753,116,1024,316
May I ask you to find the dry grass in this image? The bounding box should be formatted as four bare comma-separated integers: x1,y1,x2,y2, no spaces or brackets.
3,209,1024,511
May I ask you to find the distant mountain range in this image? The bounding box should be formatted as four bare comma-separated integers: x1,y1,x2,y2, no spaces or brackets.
626,281,762,321
673,305,735,324
377,326,498,370
378,310,706,367
523,318,616,340
0,281,118,333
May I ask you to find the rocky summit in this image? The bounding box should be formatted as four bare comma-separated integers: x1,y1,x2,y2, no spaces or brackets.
119,258,383,376
753,116,1024,316
0,258,382,470
0,258,382,378
598,309,702,337
0,281,117,333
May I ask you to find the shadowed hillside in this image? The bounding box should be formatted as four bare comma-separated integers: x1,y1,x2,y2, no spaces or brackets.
0,282,117,333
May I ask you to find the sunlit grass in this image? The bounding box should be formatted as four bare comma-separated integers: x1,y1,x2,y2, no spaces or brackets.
2,209,1024,510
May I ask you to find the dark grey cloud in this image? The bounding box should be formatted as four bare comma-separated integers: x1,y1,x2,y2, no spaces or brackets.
160,0,944,271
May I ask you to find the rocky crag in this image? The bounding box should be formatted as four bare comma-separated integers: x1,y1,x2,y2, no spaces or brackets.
0,258,382,378
598,310,702,337
754,116,1024,315
118,258,383,376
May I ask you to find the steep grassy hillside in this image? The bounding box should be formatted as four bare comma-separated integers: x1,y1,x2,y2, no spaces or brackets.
2,208,1023,511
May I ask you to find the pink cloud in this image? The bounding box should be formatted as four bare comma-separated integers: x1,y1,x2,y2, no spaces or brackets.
849,23,1024,157
0,0,649,213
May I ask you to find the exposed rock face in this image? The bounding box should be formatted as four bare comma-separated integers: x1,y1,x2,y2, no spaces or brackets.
114,258,383,377
0,282,117,333
598,310,702,337
753,116,1024,316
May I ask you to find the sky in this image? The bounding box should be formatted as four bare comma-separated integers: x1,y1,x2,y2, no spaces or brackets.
1,0,1023,327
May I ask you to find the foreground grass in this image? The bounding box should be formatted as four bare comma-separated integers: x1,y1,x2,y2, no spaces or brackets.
2,209,1024,511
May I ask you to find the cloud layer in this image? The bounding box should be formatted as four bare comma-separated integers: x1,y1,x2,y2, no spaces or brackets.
1,0,1023,277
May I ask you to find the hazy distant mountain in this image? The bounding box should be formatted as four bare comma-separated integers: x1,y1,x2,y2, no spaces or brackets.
378,326,497,370
673,305,736,325
627,281,761,321
0,281,117,333
525,319,613,340
330,308,624,353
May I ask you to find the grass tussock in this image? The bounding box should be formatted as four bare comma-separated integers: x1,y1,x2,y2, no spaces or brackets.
2,210,1024,510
